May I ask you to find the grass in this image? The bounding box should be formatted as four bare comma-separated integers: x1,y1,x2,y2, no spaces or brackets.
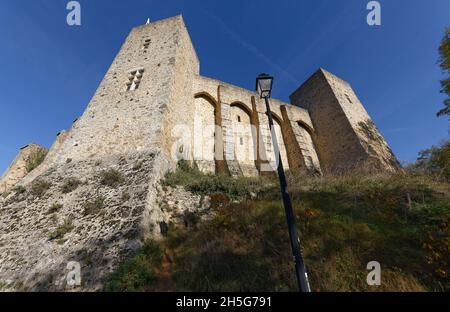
47,203,63,214
83,196,105,215
100,169,124,188
163,160,274,200
12,185,26,194
107,162,450,292
48,217,74,242
25,149,48,173
30,180,51,197
0,281,13,291
61,177,82,194
106,240,163,292
1,191,11,199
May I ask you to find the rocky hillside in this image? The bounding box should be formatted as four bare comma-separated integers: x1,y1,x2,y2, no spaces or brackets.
107,162,450,292
1,155,449,292
0,151,180,291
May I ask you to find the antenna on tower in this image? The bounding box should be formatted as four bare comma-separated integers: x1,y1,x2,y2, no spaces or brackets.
146,18,150,25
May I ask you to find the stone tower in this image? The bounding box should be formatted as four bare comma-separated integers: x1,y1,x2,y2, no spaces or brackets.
50,15,199,165
290,68,400,173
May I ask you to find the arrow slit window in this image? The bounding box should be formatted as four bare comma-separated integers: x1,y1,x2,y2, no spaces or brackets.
143,39,151,52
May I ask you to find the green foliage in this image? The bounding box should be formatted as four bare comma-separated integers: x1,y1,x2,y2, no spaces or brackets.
109,166,450,291
1,191,11,199
47,203,63,214
61,177,82,194
182,211,200,229
30,180,51,197
0,281,13,290
106,240,163,292
25,149,48,173
421,215,450,282
12,185,26,194
48,218,74,242
408,140,450,181
168,201,293,291
437,28,450,118
83,196,105,215
100,169,124,187
163,160,274,200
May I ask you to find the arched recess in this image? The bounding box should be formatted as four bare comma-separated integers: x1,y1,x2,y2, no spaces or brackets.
194,92,218,174
296,120,321,173
230,101,257,175
269,113,290,170
194,92,218,107
296,120,315,137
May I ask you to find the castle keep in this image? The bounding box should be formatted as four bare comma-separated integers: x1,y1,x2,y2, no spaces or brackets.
0,16,399,290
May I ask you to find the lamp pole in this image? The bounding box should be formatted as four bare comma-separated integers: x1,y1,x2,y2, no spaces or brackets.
256,74,311,292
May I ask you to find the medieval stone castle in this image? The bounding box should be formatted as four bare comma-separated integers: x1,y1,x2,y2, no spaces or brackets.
1,15,399,192
0,15,399,290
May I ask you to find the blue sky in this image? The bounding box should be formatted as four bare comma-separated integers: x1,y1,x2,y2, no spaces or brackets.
0,0,449,174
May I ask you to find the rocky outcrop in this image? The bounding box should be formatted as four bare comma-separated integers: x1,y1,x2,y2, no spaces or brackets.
0,151,173,291
0,144,48,194
155,184,211,230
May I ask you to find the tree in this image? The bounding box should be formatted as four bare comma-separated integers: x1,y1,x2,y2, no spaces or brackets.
437,28,450,118
410,140,450,181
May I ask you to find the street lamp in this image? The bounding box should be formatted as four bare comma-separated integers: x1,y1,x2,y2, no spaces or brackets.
255,73,311,292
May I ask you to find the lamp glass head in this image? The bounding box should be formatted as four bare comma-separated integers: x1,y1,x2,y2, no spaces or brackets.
256,73,273,99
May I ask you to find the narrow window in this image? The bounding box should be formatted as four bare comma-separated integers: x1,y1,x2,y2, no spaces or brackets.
240,137,244,145
345,94,353,104
143,38,151,51
237,115,241,122
126,69,144,91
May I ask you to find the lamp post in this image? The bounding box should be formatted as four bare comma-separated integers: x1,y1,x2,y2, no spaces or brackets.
256,73,311,292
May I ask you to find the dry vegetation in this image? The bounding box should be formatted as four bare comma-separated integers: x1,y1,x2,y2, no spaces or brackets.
25,149,48,173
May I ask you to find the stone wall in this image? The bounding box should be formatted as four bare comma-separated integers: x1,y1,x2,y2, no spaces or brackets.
1,16,202,193
17,131,68,188
160,16,200,162
45,16,195,167
194,96,216,173
290,68,400,173
322,71,400,171
0,151,170,291
192,75,319,175
0,16,199,291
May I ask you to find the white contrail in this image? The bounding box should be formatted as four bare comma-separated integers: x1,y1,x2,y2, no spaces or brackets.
196,5,300,86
